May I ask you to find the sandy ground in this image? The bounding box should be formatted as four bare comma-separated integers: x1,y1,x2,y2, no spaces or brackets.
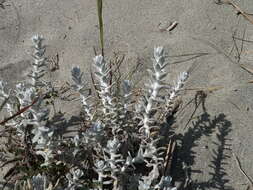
1,0,253,189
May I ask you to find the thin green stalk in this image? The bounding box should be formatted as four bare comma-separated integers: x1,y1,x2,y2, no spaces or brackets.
96,0,114,86
96,0,104,56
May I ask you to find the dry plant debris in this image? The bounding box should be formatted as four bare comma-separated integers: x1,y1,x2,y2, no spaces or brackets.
215,0,253,25
233,153,253,190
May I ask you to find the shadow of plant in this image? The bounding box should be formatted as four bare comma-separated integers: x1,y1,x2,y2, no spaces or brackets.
179,112,215,166
172,111,232,190
208,114,232,190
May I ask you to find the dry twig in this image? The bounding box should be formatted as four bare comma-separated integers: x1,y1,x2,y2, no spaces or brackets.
164,140,177,176
233,152,253,189
0,96,40,126
240,64,253,75
216,0,253,25
158,21,178,32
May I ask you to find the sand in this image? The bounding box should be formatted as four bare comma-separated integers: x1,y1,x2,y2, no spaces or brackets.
1,0,253,189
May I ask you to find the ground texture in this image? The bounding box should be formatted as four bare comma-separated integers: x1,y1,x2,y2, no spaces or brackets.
1,0,253,189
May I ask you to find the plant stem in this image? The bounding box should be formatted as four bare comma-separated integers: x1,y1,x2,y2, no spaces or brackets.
96,0,104,56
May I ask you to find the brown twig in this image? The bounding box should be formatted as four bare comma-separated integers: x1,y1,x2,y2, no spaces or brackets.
163,140,176,176
233,37,253,43
158,21,178,32
233,152,253,189
231,29,241,61
217,0,253,24
240,64,253,75
192,37,238,64
183,86,223,93
183,90,208,130
230,26,246,63
0,96,40,126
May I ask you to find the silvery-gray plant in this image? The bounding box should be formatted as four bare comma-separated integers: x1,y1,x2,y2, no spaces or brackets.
29,35,47,89
25,35,55,164
92,55,132,135
137,46,170,137
0,35,57,179
65,168,84,190
71,66,94,121
69,46,188,190
0,35,189,189
134,47,188,189
92,55,121,134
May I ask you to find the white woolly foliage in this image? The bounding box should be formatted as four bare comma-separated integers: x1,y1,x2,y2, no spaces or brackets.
71,66,93,120
0,36,188,190
29,35,47,88
93,55,115,115
138,46,170,137
0,35,54,167
66,168,84,190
